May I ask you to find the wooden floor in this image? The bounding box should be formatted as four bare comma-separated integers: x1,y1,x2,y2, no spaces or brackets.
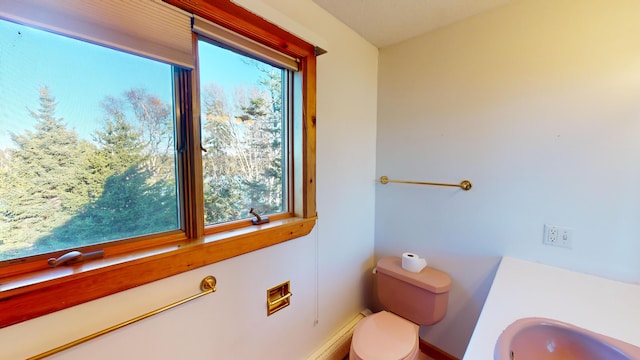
345,353,437,360
343,339,458,360
344,349,449,360
419,340,459,360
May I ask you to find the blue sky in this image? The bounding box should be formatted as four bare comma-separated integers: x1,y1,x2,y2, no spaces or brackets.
0,19,266,147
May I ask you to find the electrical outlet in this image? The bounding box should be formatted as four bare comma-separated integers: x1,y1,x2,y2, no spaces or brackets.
543,224,573,249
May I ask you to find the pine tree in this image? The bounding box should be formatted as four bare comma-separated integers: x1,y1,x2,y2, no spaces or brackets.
124,88,174,182
199,66,285,224
240,67,285,214
39,94,178,248
240,95,282,213
201,84,245,223
0,86,93,258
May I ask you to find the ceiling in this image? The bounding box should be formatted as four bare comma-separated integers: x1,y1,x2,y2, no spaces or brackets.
312,0,512,48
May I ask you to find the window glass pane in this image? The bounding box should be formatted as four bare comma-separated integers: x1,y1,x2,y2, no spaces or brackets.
198,40,287,225
0,20,180,261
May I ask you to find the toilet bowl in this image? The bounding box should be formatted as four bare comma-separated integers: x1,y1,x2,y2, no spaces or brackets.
350,311,420,360
349,256,451,360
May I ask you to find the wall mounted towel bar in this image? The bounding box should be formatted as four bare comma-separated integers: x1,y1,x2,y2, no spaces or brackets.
379,176,472,191
28,276,217,360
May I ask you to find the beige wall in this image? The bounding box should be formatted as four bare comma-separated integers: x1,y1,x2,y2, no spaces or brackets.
376,0,640,357
0,1,379,359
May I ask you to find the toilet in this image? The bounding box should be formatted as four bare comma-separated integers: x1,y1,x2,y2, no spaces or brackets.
349,256,452,360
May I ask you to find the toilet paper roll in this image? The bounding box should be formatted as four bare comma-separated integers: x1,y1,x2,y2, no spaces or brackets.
402,252,427,273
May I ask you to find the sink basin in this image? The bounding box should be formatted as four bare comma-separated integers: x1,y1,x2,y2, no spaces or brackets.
495,317,640,360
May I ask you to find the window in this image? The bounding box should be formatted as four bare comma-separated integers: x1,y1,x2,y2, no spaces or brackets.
0,20,180,261
0,0,317,328
198,39,289,226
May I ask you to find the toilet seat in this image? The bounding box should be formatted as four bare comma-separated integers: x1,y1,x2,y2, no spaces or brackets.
350,311,420,360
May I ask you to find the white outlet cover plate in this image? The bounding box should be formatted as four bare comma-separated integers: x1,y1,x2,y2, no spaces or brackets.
544,224,573,249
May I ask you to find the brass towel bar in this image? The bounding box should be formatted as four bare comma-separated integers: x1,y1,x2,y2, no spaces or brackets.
380,176,472,191
28,276,217,360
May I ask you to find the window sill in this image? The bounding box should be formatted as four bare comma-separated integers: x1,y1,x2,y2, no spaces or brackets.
0,216,316,328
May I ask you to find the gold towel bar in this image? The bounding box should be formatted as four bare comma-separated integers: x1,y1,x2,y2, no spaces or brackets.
380,176,472,191
28,276,217,360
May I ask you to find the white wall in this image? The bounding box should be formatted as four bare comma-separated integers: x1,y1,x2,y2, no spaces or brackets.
0,1,379,359
376,0,640,357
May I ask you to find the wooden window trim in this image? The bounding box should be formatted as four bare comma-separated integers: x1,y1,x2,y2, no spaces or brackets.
0,0,317,329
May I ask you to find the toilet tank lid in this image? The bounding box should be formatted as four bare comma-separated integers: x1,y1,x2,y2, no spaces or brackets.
377,256,451,293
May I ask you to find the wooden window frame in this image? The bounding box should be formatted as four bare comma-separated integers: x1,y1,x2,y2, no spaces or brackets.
0,0,317,328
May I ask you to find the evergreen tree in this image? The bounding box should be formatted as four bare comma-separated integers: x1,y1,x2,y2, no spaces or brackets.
201,84,244,223
238,67,285,214
124,88,174,182
94,97,146,173
200,66,285,223
38,94,178,248
240,95,283,213
0,86,93,258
